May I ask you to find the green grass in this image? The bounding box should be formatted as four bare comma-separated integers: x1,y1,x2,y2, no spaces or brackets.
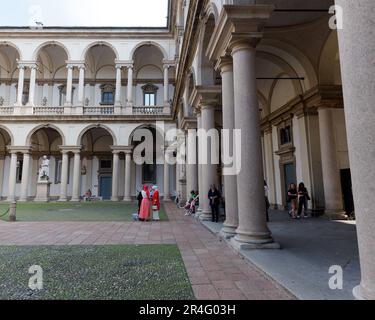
0,245,194,300
0,202,168,222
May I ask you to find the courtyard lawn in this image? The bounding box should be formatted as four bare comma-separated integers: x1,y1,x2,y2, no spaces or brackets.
0,202,168,222
0,245,194,300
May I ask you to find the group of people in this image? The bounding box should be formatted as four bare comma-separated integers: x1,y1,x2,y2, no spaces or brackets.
137,185,160,222
287,182,310,219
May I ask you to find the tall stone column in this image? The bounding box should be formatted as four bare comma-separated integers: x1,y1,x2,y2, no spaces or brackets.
123,150,132,202
65,65,73,106
163,148,171,201
59,149,69,202
0,154,5,198
196,112,203,212
318,107,345,214
199,105,217,221
7,151,18,202
218,57,238,238
71,150,81,202
163,64,169,105
16,65,25,106
115,65,122,107
111,151,120,201
28,65,37,106
77,65,85,106
186,129,198,199
336,0,375,300
19,150,31,202
127,65,133,106
231,41,277,249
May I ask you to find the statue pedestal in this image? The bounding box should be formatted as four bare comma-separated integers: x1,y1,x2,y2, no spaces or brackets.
35,181,51,203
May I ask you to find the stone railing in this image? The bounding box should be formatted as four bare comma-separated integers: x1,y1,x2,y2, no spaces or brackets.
133,106,164,115
0,107,14,115
33,107,64,115
83,106,115,115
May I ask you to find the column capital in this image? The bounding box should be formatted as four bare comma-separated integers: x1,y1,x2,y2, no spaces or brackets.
206,4,274,62
215,56,233,73
163,60,175,69
190,86,221,110
7,146,33,154
59,146,82,154
17,61,38,69
115,60,134,69
66,60,85,69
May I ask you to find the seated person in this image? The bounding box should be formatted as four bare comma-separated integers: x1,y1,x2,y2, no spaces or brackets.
84,189,92,201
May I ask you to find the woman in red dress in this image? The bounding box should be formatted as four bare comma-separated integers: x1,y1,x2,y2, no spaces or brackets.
139,185,151,221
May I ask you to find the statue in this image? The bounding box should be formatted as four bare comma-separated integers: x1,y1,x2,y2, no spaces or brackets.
38,156,50,182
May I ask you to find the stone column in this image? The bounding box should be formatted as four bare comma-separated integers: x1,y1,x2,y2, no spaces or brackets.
28,65,37,106
199,105,217,221
318,107,345,214
71,150,81,202
196,112,203,212
123,150,132,202
7,151,18,202
0,155,5,198
65,65,73,106
218,57,238,238
115,65,122,106
163,64,169,105
231,41,277,249
336,0,375,300
163,149,171,201
77,65,85,106
16,65,25,106
111,151,120,201
127,65,133,106
59,149,69,202
19,150,31,202
186,129,198,198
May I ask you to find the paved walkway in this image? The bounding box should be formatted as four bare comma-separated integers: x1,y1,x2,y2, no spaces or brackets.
202,210,360,300
0,203,293,300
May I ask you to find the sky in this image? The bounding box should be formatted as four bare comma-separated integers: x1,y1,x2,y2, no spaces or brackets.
0,0,169,27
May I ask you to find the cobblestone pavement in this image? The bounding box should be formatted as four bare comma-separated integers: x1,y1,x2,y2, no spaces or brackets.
0,202,293,300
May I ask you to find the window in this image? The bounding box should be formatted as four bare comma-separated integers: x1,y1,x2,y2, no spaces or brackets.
16,160,23,183
142,83,158,106
143,163,156,184
280,126,292,145
100,160,112,170
58,85,75,106
100,84,115,105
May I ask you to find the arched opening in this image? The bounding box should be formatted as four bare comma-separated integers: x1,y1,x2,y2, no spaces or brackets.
133,44,168,107
0,43,20,106
129,125,170,196
79,127,115,200
84,44,117,107
0,127,12,199
35,43,69,107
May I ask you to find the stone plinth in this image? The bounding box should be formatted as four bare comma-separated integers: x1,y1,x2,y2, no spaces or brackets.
35,181,51,202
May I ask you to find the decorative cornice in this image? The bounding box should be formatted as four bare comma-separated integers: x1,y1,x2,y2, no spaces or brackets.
189,85,221,109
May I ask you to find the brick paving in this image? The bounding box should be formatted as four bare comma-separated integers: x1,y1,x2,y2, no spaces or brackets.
0,203,294,300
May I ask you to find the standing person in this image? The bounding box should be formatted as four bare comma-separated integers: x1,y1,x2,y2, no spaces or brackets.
288,183,298,219
264,181,270,222
297,182,310,218
137,189,143,214
152,186,160,221
208,185,221,223
139,185,151,221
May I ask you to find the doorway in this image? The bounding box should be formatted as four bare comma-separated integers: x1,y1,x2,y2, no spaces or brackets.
99,176,112,200
341,168,354,217
284,163,297,209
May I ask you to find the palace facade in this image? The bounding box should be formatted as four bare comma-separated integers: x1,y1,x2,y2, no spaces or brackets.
0,0,374,299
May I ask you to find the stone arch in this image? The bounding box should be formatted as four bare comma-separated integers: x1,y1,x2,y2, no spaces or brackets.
32,41,71,61
26,124,66,146
205,1,219,22
77,124,118,146
0,124,14,147
318,31,341,85
130,41,168,61
81,41,119,60
0,41,22,60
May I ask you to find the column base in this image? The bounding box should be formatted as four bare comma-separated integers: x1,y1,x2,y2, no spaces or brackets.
18,198,28,203
199,211,212,221
324,210,348,220
123,197,132,203
220,225,238,240
230,236,281,251
163,197,172,202
353,285,375,300
58,198,68,202
70,198,81,202
111,197,119,202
